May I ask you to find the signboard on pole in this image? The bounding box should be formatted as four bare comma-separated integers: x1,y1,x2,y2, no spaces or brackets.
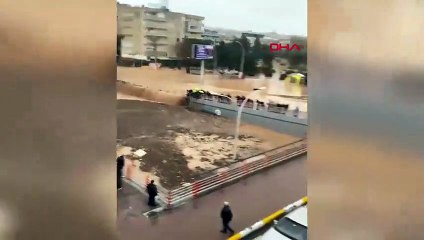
192,44,214,60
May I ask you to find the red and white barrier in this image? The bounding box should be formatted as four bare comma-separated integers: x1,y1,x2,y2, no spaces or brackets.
164,139,307,208
123,139,307,209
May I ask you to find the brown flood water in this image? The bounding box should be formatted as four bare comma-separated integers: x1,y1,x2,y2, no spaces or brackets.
117,66,308,97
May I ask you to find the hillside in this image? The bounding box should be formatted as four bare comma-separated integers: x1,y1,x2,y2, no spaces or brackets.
205,26,306,40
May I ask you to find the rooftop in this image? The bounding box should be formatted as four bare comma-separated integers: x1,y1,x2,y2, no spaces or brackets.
117,2,204,20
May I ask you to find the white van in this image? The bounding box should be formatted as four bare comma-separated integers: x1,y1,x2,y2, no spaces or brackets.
260,206,307,240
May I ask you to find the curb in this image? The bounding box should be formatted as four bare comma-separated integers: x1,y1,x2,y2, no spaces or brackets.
123,178,167,208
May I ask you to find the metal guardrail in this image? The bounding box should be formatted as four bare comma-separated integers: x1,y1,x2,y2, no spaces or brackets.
188,95,307,120
195,139,307,179
124,139,307,210
123,164,169,206
163,139,307,209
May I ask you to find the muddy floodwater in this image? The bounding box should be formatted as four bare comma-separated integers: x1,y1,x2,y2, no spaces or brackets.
116,66,305,189
118,66,307,96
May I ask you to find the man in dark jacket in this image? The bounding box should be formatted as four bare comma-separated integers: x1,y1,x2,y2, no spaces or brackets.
146,180,158,207
117,155,125,190
220,201,235,234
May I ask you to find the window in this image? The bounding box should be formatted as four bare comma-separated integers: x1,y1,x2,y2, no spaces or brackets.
121,40,134,48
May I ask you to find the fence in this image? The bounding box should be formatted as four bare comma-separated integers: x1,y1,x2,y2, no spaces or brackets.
124,139,307,210
187,93,307,119
162,139,307,209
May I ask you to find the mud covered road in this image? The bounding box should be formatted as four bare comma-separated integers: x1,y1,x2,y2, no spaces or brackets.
117,99,298,189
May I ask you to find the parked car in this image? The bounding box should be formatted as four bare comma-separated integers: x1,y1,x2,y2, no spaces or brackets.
260,206,307,240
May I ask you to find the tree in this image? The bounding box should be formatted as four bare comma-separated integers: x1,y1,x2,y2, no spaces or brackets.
228,41,243,70
244,52,257,76
252,36,262,60
286,50,307,67
214,37,277,75
260,44,275,76
216,41,228,68
239,35,251,52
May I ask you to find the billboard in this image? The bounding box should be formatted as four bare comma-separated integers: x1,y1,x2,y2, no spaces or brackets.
192,44,214,60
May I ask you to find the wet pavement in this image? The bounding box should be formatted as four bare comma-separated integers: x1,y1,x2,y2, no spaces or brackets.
117,154,306,240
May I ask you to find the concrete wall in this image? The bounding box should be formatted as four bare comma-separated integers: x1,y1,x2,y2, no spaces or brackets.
188,98,308,137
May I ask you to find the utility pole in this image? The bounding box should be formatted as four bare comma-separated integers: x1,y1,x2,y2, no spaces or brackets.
235,41,245,79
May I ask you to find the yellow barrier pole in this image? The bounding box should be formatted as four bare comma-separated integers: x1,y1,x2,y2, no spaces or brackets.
228,196,308,240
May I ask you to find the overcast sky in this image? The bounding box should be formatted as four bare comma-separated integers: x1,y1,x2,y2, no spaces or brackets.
118,0,307,36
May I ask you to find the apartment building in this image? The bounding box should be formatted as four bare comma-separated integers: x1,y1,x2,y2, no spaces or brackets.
117,3,205,60
202,29,221,44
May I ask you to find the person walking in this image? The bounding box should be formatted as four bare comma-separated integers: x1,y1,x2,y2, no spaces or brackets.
294,106,300,117
220,201,235,234
146,180,158,207
117,155,125,190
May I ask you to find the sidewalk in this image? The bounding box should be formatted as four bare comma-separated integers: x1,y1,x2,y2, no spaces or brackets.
118,181,153,221
117,155,306,240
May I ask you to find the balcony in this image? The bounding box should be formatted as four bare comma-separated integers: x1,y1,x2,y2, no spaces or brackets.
186,33,204,40
144,22,168,30
187,24,204,34
144,14,167,22
119,27,134,36
144,42,168,47
145,50,168,57
145,30,168,38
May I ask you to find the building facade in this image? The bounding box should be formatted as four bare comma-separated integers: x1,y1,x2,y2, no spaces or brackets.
202,29,221,45
117,3,205,60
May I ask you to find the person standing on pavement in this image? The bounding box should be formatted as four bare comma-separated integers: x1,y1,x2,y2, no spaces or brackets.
220,201,235,234
117,155,125,190
146,180,158,207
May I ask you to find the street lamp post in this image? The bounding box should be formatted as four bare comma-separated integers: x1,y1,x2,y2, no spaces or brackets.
235,41,245,78
233,87,266,160
213,38,218,73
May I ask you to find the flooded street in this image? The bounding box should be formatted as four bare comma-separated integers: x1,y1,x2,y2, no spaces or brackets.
117,66,307,97
118,155,306,240
117,66,308,111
